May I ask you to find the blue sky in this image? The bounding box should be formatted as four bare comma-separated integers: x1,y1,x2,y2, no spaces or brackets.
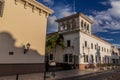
37,0,120,47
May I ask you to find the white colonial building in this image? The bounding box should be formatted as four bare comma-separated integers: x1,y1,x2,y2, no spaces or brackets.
48,13,120,70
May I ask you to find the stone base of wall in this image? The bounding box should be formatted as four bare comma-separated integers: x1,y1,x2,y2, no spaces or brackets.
0,63,45,76
0,73,44,80
79,64,96,70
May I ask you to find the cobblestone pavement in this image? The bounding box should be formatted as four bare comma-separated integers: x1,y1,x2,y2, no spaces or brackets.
58,70,120,80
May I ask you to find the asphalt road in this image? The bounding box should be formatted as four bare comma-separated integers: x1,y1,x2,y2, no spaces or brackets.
58,70,118,80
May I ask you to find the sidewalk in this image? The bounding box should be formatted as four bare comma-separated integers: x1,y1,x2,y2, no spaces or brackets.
45,69,101,80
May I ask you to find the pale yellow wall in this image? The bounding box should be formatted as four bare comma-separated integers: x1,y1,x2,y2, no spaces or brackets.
0,0,53,63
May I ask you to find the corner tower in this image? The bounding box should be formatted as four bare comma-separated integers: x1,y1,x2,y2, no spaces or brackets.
56,13,93,34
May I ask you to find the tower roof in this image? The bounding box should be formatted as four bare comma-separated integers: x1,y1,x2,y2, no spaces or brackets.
56,13,93,24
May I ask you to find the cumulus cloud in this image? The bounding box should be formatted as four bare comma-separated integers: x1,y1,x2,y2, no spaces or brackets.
47,16,57,33
47,5,73,33
89,0,120,33
47,0,120,34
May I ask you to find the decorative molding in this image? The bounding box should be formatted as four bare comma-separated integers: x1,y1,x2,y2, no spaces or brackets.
0,0,5,17
15,0,17,5
19,0,53,14
39,9,42,16
32,5,35,13
24,1,28,9
14,0,53,16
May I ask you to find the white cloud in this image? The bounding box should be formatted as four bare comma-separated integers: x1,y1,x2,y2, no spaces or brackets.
110,32,120,34
47,16,57,33
47,0,120,33
47,5,73,33
101,37,113,41
89,0,120,33
100,0,110,6
53,5,73,18
42,0,54,6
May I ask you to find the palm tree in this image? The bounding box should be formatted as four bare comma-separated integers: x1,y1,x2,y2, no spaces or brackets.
46,32,64,61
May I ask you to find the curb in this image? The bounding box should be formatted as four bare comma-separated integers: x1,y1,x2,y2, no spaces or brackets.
57,70,115,80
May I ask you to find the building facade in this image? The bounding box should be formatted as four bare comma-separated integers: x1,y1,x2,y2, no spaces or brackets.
0,0,53,79
49,13,120,70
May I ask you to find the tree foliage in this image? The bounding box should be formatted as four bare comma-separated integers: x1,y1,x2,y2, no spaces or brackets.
46,32,64,53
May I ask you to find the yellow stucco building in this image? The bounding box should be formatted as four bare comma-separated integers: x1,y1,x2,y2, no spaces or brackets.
0,0,53,79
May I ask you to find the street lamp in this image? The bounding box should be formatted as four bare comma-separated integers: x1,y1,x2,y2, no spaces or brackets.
44,52,49,80
49,61,56,78
23,43,31,54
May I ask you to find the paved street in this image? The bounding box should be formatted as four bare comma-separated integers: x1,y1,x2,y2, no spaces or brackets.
58,70,120,80
45,68,120,80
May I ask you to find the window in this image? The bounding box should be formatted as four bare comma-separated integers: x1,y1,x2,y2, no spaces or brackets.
81,20,83,28
98,46,100,50
9,52,14,55
107,49,108,52
99,56,101,62
60,23,65,31
67,40,71,47
49,54,53,60
64,54,68,62
91,55,94,63
96,56,97,63
67,21,70,30
63,54,73,62
87,24,89,31
104,48,106,52
0,0,4,17
91,43,93,49
85,41,87,47
84,22,87,30
69,54,73,62
84,55,88,62
72,19,76,28
95,45,97,50
102,47,103,51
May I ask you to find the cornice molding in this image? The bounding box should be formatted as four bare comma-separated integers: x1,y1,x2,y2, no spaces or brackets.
56,13,93,24
15,0,53,15
80,31,112,45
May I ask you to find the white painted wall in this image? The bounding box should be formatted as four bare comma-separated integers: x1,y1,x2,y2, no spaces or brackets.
79,32,112,64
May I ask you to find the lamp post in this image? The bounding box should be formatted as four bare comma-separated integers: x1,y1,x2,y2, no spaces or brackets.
44,52,49,80
88,45,90,64
23,43,31,54
49,61,56,76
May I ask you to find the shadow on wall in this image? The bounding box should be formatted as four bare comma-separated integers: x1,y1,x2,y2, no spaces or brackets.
0,32,45,76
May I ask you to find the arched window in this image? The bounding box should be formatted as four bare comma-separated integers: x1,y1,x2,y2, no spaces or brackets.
84,22,87,30
87,24,89,31
91,55,94,63
67,21,70,30
60,23,65,31
0,0,5,17
72,19,76,29
81,20,83,28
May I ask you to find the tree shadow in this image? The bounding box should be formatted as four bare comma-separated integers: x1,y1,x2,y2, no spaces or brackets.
0,32,45,76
